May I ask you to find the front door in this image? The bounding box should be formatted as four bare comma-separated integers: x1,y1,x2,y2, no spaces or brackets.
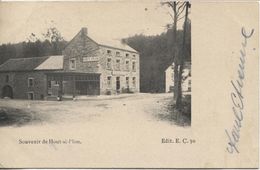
116,77,120,91
28,92,34,100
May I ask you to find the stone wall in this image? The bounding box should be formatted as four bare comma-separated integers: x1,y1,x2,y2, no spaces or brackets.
0,28,140,99
98,46,140,95
0,71,47,100
62,27,140,95
63,28,101,74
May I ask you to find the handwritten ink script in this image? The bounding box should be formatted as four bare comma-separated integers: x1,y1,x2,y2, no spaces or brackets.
225,27,254,154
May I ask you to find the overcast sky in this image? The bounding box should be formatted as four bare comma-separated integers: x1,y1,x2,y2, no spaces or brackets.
0,1,186,44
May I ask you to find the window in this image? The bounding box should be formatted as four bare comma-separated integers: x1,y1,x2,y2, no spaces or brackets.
116,51,120,56
133,54,136,58
126,77,129,87
54,81,59,86
115,59,120,70
107,50,111,55
188,80,191,91
69,59,76,70
28,78,34,87
126,53,129,57
116,77,120,90
5,75,9,83
125,60,130,71
107,76,112,87
48,81,51,88
132,61,136,71
132,77,136,87
107,58,112,69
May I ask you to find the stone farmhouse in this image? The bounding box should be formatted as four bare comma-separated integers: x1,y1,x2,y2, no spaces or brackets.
0,28,140,100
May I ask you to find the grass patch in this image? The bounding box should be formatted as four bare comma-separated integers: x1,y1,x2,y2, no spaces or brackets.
0,107,44,127
156,95,191,126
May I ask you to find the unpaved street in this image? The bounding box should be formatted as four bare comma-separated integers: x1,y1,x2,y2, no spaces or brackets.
0,93,191,168
0,93,181,127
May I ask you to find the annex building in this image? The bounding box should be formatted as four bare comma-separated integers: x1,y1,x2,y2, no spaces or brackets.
165,61,191,93
0,28,140,100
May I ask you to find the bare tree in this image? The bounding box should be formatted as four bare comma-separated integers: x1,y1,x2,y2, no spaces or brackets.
161,1,189,109
175,2,191,110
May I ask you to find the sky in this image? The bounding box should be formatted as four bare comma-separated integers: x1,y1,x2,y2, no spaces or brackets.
0,1,185,44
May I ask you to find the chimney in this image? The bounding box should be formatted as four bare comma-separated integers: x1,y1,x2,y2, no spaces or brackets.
81,27,88,35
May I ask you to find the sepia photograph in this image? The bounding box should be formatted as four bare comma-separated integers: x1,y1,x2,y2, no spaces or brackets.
0,1,191,128
0,1,258,168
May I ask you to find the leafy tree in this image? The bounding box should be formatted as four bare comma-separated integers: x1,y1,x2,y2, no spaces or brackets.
123,26,190,93
0,27,67,65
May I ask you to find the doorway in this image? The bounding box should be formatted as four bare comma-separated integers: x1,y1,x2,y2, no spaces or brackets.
28,92,34,100
2,85,13,99
116,77,120,91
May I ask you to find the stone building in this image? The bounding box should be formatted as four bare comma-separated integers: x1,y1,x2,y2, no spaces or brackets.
0,27,140,100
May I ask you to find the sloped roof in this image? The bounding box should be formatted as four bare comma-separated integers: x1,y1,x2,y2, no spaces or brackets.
165,61,191,72
90,34,138,53
0,55,63,72
35,55,63,70
78,27,138,53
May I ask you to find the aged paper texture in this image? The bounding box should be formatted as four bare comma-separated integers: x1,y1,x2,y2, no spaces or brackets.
0,1,258,168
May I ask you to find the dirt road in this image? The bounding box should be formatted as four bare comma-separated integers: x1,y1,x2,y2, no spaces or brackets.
0,93,191,168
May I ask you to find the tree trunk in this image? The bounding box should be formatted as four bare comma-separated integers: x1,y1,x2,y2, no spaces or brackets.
176,2,190,110
172,2,179,102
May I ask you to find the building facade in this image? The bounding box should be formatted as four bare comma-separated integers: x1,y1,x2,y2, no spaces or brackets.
165,62,191,93
0,28,140,100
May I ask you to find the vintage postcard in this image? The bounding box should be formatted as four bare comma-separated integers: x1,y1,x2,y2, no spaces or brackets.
0,0,258,168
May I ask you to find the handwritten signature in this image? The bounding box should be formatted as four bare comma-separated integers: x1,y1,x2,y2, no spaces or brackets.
225,27,254,154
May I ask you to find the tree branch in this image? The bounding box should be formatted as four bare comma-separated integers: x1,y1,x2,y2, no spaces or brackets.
177,2,186,17
161,1,177,13
166,11,175,20
177,2,185,13
177,14,186,21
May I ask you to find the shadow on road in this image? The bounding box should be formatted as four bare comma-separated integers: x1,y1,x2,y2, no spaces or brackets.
0,107,44,127
155,95,191,127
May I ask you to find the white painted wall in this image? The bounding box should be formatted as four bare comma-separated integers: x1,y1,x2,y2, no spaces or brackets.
165,62,191,93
